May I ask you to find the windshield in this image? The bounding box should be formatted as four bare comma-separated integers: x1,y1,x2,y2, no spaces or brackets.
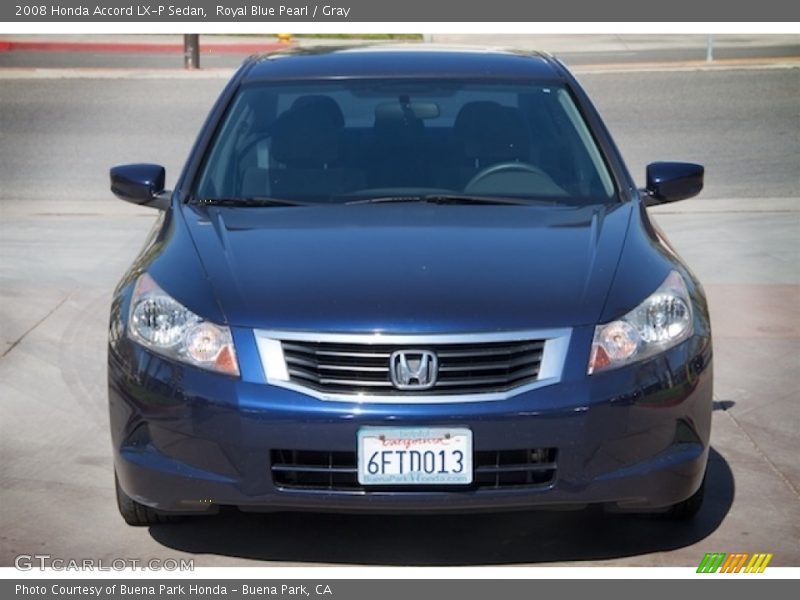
194,79,617,205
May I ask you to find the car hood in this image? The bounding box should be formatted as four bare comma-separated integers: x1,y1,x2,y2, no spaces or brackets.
181,203,632,332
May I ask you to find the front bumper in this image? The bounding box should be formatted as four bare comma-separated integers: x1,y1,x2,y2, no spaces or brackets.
109,327,712,515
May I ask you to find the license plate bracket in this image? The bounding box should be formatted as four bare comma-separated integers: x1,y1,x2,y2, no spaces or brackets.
357,427,473,485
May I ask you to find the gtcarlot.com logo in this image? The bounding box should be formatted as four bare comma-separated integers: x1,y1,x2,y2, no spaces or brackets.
697,552,773,573
14,554,194,571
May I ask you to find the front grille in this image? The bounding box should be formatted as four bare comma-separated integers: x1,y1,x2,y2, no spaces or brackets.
281,339,545,396
271,448,557,491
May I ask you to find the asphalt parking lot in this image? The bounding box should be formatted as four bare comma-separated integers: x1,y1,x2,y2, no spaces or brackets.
0,59,798,567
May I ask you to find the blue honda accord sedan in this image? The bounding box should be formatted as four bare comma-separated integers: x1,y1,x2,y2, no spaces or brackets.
108,47,712,525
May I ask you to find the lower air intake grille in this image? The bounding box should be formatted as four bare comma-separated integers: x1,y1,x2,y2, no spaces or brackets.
271,448,557,491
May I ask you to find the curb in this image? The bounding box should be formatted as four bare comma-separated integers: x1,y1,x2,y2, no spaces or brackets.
0,39,293,54
571,56,800,74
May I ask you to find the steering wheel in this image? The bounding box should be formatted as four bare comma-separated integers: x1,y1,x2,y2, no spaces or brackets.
465,162,550,191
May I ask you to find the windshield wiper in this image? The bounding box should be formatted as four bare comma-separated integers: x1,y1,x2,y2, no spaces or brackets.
344,194,546,206
193,194,551,207
191,196,311,207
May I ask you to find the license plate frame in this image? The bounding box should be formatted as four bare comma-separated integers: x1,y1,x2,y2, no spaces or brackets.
357,426,473,486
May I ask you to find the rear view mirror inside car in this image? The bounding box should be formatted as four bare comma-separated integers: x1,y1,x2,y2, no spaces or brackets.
375,101,440,120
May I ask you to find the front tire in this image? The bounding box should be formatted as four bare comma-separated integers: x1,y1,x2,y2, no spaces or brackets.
663,473,706,520
115,472,181,526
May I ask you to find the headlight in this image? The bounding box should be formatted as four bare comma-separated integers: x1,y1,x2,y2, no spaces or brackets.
588,270,693,374
127,273,239,376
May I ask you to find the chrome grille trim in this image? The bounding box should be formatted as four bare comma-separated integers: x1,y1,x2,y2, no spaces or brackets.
254,328,571,404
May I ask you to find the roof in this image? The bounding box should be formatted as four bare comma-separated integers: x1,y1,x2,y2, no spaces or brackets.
241,45,564,83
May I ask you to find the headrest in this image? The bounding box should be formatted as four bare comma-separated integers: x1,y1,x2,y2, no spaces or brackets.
272,99,344,166
290,95,345,129
453,101,530,162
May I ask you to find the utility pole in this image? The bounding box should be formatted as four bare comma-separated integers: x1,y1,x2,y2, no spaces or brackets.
184,34,199,70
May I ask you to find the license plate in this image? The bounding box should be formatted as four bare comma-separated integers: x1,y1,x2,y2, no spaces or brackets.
357,427,473,485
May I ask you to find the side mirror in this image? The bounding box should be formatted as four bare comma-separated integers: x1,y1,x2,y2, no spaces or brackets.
110,163,170,210
643,162,704,206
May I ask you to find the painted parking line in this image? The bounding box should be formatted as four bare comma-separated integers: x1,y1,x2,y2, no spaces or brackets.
0,67,236,79
0,39,291,54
